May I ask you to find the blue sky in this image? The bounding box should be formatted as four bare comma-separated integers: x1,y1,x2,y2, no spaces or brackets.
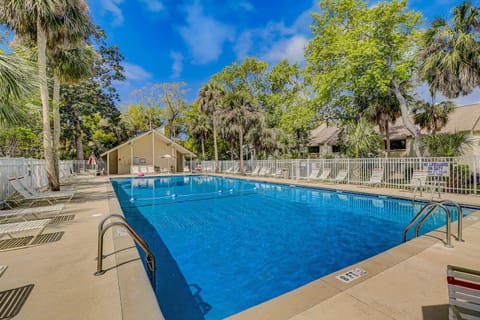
88,0,480,107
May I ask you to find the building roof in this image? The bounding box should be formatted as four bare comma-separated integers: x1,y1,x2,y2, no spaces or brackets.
100,129,196,157
309,103,480,146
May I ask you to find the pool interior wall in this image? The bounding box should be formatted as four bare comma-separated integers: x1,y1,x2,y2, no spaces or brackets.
111,175,476,320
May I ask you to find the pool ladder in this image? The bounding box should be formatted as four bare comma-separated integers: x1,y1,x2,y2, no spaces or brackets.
402,200,463,248
95,214,156,290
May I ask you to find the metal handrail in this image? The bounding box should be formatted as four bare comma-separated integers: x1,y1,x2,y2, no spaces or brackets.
403,202,453,248
414,203,452,248
402,202,437,242
439,200,463,242
94,214,156,289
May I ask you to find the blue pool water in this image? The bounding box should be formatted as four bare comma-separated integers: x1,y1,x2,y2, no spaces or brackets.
111,175,476,320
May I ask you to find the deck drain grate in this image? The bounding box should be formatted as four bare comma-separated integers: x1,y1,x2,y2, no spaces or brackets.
0,284,34,319
0,232,64,250
49,215,75,225
31,232,64,245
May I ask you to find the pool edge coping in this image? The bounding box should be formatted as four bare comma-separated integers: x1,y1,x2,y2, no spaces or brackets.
105,179,165,320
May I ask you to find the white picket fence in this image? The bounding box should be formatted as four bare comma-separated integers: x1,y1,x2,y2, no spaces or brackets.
189,156,480,195
0,158,103,202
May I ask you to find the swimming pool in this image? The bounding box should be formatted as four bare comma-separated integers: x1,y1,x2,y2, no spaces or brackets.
112,175,476,320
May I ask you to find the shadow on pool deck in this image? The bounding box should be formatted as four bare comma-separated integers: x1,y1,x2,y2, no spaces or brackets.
115,186,209,320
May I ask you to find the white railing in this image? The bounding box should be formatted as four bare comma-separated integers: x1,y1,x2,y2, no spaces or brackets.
0,158,105,202
189,156,480,195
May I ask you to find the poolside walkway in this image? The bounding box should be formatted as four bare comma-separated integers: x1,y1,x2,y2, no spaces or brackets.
0,173,479,320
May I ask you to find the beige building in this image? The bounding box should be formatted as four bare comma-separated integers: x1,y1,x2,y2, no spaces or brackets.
100,129,196,175
309,103,480,158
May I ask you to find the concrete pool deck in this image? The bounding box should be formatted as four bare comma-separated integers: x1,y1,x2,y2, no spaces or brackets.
0,174,479,319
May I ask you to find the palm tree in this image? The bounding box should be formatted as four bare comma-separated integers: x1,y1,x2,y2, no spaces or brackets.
342,118,383,158
359,90,401,157
413,100,455,134
189,111,211,160
222,90,262,174
423,132,471,156
197,82,225,173
418,2,480,98
0,0,92,190
0,50,36,126
51,44,96,178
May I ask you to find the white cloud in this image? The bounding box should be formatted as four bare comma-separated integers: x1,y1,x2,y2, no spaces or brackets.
238,1,254,11
123,62,152,81
98,0,164,26
99,0,124,26
261,35,308,64
139,0,164,12
234,1,315,65
179,2,235,64
170,51,184,79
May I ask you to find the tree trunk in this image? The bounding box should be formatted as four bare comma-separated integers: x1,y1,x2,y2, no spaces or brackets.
239,127,244,174
201,137,205,160
392,79,424,156
37,21,60,191
213,116,219,173
385,121,391,157
52,71,61,183
73,110,84,160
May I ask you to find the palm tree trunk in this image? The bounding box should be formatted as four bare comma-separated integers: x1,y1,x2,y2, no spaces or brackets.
201,137,205,160
37,20,59,191
239,127,244,174
213,116,219,173
52,71,61,182
385,121,391,157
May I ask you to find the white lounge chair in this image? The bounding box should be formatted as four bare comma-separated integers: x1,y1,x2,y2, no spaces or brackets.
0,204,64,222
9,177,75,206
330,170,348,183
410,170,428,196
302,168,320,180
247,166,261,176
317,168,331,181
139,166,147,174
0,219,51,247
272,168,283,177
447,265,480,320
183,166,191,173
366,168,383,186
131,166,139,175
259,168,271,177
147,166,155,174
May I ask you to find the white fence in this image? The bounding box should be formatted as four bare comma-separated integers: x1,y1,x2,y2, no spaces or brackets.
0,158,104,202
189,156,480,195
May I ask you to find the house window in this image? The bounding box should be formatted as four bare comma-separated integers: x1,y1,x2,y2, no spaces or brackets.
387,139,406,150
308,146,320,153
332,145,341,153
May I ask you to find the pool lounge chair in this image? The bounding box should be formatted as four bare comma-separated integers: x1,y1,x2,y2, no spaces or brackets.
247,166,261,176
0,219,51,247
301,168,320,180
410,170,428,196
0,204,64,222
447,265,480,320
131,166,139,175
272,168,283,178
330,170,348,183
365,168,384,187
259,167,271,177
9,177,75,206
317,168,331,181
146,166,155,174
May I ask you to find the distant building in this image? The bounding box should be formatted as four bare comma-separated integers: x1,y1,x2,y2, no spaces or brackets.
100,129,196,175
308,103,480,157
